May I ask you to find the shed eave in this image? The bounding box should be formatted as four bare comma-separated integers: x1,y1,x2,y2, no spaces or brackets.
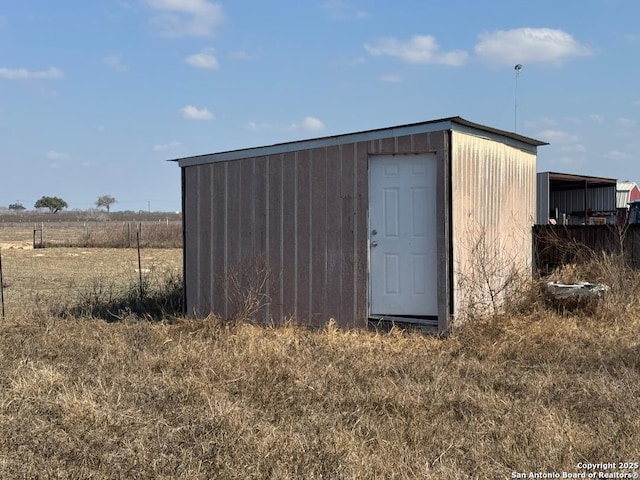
171,116,547,168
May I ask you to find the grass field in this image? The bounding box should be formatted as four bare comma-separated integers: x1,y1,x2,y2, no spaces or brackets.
0,211,182,249
0,234,638,478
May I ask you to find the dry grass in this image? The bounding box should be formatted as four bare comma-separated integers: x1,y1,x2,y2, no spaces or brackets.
0,215,182,249
0,247,182,316
0,247,638,478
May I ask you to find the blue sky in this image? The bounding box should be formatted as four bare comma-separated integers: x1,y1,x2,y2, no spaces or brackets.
1,0,638,212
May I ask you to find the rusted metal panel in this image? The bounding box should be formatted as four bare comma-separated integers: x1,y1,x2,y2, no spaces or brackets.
450,131,536,319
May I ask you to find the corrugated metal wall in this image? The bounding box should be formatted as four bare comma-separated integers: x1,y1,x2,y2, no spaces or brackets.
549,186,616,224
183,132,448,328
537,172,550,224
451,131,536,318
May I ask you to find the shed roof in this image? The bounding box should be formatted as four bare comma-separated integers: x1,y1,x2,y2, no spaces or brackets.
617,181,639,192
172,116,547,168
542,171,617,191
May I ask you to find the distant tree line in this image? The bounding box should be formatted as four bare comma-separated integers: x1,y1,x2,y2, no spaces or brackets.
3,195,118,213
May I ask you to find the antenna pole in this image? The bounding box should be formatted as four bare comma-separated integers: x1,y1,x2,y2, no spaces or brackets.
514,64,522,132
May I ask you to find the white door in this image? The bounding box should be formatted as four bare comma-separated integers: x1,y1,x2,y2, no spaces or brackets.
369,154,437,316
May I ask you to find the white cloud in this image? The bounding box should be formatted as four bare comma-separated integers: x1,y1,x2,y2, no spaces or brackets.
185,48,219,69
474,28,591,66
625,33,640,42
247,117,325,133
45,150,71,160
246,121,271,132
0,67,64,80
96,125,105,133
617,117,637,128
536,129,580,144
181,105,213,120
608,150,629,160
230,51,251,60
144,0,224,37
365,35,468,66
524,117,557,129
633,100,640,107
378,74,402,83
154,141,182,151
559,143,586,153
323,1,367,20
103,55,128,72
335,56,366,66
588,114,604,123
301,117,325,131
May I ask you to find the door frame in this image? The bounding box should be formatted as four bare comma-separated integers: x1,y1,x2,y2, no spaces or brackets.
367,151,452,333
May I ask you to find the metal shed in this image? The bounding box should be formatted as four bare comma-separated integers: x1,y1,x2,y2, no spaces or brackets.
616,181,640,223
174,116,545,332
616,181,640,209
536,172,617,225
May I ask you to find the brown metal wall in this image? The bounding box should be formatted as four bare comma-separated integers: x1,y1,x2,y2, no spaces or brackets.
183,131,448,328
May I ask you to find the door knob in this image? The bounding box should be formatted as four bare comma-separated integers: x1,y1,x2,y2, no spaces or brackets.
371,241,378,247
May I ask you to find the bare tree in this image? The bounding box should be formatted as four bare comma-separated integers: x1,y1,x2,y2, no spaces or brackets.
96,195,117,213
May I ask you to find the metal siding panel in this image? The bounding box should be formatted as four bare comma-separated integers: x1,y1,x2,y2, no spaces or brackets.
450,131,537,319
339,143,356,328
184,166,200,316
537,172,550,224
240,159,255,262
198,165,213,316
254,156,268,321
617,190,630,209
267,154,283,322
281,152,297,320
310,147,328,326
211,162,226,317
355,141,369,326
413,132,430,152
380,137,396,153
296,150,312,324
326,145,343,325
433,133,450,333
225,160,242,317
397,134,413,153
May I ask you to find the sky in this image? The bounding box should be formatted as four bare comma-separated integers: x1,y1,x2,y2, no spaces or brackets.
1,0,639,213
